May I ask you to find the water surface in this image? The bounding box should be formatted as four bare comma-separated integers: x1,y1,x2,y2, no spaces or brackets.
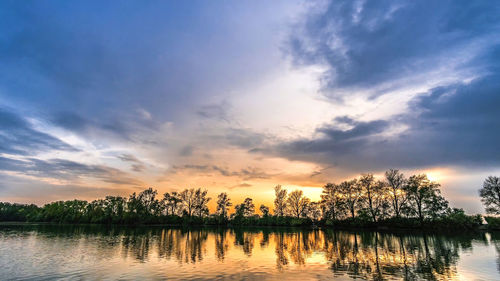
0,224,499,280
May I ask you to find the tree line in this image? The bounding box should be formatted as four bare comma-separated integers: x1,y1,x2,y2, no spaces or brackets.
2,169,500,229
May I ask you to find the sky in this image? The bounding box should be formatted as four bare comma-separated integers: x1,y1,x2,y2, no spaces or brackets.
1,0,499,213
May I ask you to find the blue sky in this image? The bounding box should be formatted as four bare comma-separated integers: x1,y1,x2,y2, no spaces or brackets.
1,0,499,213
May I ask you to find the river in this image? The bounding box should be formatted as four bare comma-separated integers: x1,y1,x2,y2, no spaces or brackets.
0,224,499,280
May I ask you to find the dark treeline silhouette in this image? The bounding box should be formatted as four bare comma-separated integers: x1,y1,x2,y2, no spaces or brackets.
1,170,496,230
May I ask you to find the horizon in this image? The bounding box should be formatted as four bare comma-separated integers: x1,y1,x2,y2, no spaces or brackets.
1,1,500,214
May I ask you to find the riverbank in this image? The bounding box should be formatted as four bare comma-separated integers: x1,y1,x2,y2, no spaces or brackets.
2,213,497,232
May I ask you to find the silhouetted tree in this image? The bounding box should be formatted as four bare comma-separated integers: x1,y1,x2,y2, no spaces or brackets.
274,185,287,216
287,190,310,218
404,174,448,223
306,201,322,221
163,192,182,216
479,176,500,214
216,192,232,218
103,196,126,222
340,179,362,219
243,198,255,217
321,183,344,220
359,174,390,222
193,189,211,217
259,204,270,217
180,189,196,217
138,188,160,216
385,169,406,218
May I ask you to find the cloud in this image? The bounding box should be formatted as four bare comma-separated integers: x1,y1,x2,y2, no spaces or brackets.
0,173,134,204
269,63,500,170
229,183,252,190
288,0,499,98
0,107,76,155
170,164,274,181
0,156,144,186
117,153,146,172
257,0,500,173
196,101,232,122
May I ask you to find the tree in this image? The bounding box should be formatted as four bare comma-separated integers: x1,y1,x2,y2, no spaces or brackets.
479,176,500,214
404,174,448,223
193,188,211,217
385,169,406,218
305,201,322,221
359,174,390,222
274,185,288,216
137,188,160,216
287,190,310,218
340,179,362,219
321,183,344,220
103,196,126,222
242,198,255,217
216,192,232,218
180,188,196,217
259,204,270,217
370,181,391,222
163,192,182,216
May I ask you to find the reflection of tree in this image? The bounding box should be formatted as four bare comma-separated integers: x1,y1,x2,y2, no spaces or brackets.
234,229,256,256
8,223,489,279
121,230,152,262
323,230,474,280
274,230,323,269
215,229,229,261
488,232,500,274
156,228,208,263
275,232,289,271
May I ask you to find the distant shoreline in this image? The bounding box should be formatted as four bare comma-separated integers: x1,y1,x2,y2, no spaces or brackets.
0,219,497,233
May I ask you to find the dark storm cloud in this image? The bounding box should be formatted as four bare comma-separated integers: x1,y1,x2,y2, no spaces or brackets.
272,0,500,170
273,67,500,170
0,156,143,186
289,0,500,97
0,107,76,155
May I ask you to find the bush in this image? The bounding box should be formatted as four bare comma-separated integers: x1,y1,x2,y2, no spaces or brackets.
484,216,500,229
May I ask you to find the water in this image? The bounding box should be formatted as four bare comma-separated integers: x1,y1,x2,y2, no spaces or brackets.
0,224,499,280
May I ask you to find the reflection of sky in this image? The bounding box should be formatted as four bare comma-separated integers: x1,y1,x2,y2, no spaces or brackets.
1,1,500,213
1,227,499,280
